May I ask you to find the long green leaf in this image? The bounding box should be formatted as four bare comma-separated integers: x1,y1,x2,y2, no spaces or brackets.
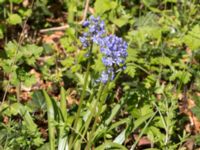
43,90,55,150
60,87,67,121
58,87,68,150
132,112,155,132
95,141,127,150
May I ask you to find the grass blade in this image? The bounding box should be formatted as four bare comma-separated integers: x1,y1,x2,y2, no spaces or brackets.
43,90,55,150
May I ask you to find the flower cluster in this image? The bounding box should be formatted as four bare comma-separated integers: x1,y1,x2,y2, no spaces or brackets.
80,16,128,83
99,35,128,83
80,16,106,48
101,35,128,67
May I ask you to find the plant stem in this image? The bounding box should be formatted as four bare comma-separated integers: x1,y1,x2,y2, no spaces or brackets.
74,55,91,129
85,84,104,150
85,71,123,149
130,111,158,150
71,91,95,146
69,44,93,149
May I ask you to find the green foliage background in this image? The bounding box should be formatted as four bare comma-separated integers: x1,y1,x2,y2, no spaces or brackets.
0,0,200,149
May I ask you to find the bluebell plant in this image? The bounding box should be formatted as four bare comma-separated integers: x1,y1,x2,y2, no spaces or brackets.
79,16,106,48
80,16,128,83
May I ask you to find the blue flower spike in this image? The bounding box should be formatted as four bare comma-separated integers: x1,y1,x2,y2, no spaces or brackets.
80,16,128,83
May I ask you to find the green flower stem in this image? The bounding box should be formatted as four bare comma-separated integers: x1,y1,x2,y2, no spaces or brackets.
130,111,158,150
71,91,95,146
127,63,150,75
85,71,122,150
153,101,169,145
85,83,104,150
74,56,91,128
58,87,68,150
69,44,93,149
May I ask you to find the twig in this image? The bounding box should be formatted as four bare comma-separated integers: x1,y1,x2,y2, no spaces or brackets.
39,24,69,33
39,0,90,33
79,0,90,24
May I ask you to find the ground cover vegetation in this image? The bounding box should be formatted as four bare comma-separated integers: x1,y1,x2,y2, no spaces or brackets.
0,0,200,149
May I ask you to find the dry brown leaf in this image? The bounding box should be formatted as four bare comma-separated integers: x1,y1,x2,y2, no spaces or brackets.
133,134,152,147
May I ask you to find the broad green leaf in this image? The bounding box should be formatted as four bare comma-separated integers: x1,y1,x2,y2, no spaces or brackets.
112,15,132,27
18,9,32,17
31,90,46,110
4,41,19,58
61,57,74,68
94,0,117,14
0,0,5,4
7,14,22,25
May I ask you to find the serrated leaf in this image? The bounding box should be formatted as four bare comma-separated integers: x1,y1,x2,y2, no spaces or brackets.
183,25,200,51
151,57,171,66
170,71,191,84
126,48,138,62
125,64,136,78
